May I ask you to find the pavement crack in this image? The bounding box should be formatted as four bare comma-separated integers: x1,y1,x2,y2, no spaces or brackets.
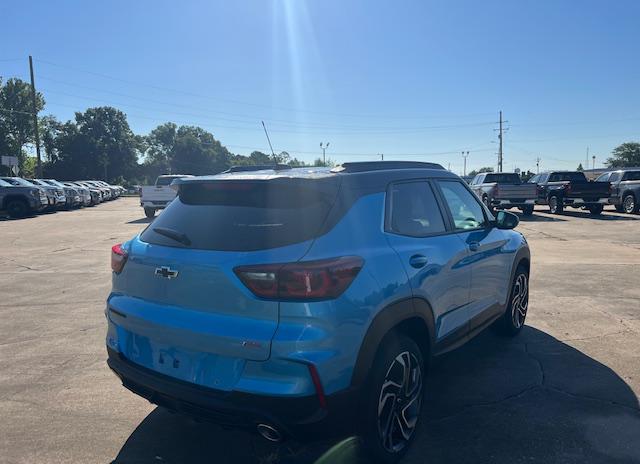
544,386,640,413
525,343,545,386
427,386,541,422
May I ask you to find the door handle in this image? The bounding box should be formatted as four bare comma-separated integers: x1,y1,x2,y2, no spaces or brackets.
409,255,429,268
468,242,480,252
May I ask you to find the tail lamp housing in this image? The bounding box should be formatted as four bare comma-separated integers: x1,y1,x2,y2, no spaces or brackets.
234,256,363,301
111,243,128,274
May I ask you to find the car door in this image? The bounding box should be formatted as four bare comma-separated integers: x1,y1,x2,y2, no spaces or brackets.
435,179,511,331
384,180,472,345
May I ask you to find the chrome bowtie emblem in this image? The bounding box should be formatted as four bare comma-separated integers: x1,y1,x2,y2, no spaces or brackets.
155,266,179,279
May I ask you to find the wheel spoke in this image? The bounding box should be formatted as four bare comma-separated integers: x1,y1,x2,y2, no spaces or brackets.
377,350,423,452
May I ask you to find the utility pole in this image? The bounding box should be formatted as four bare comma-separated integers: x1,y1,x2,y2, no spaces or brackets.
462,150,469,176
536,156,541,174
586,147,589,171
592,155,596,170
380,153,384,160
28,56,42,178
320,142,330,166
498,111,503,172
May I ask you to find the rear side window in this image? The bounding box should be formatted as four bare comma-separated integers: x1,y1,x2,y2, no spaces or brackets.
387,181,446,237
622,171,640,181
437,180,488,230
595,172,611,182
141,178,340,251
609,172,622,182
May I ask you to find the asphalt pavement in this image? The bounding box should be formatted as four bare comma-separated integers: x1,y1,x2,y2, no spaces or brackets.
1,198,639,463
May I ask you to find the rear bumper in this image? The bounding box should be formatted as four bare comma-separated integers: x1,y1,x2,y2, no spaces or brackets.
107,347,358,440
490,199,536,207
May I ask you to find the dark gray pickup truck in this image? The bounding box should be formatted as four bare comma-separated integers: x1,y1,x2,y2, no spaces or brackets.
528,171,611,215
596,169,640,214
0,178,49,218
469,172,537,216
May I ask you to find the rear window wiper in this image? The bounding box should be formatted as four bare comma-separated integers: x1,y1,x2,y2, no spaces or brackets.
152,227,192,246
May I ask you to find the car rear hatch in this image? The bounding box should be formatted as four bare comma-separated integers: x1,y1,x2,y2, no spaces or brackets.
109,173,341,376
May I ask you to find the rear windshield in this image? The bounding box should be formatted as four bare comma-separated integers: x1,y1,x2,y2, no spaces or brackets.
141,178,340,251
156,176,181,186
484,173,521,184
549,172,587,182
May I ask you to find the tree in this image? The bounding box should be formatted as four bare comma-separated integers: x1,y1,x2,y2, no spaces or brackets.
142,123,231,177
606,142,640,168
577,163,584,171
467,166,494,177
0,77,45,170
46,107,142,181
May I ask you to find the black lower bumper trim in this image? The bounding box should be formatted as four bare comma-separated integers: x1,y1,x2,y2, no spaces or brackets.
107,347,359,440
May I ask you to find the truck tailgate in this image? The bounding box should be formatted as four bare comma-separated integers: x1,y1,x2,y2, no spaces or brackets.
494,184,537,200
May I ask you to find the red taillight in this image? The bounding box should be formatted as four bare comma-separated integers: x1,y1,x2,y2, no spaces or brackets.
111,243,128,274
234,256,363,301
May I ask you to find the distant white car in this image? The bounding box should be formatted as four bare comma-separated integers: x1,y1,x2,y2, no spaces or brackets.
140,175,193,218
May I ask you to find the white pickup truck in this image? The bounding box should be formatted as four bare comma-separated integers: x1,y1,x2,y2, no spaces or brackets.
140,175,193,218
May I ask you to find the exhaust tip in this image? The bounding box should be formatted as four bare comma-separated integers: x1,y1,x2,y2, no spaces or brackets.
257,423,283,442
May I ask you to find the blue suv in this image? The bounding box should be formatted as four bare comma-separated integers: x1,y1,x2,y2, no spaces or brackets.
106,161,530,463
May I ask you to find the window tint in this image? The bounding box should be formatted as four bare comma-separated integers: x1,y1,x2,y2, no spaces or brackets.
471,175,482,185
438,180,487,230
387,182,445,236
528,174,540,184
609,172,622,182
156,176,182,186
484,173,521,184
141,178,341,251
595,172,611,182
622,171,640,181
549,172,587,182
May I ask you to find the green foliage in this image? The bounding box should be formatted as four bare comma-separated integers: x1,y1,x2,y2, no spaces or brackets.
312,157,335,167
45,107,142,181
606,142,640,168
577,163,584,171
142,123,231,178
0,77,45,170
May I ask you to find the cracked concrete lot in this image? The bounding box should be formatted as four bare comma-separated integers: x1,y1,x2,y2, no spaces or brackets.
1,198,639,463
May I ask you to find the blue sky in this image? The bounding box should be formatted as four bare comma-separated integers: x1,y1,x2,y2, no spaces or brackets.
2,0,639,173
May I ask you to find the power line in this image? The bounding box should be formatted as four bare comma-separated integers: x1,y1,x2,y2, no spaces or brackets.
40,90,496,135
35,58,497,121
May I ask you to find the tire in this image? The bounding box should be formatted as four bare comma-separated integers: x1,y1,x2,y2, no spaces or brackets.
361,334,425,464
623,193,638,214
144,207,156,218
614,204,624,213
521,205,534,216
588,204,603,215
496,265,529,336
548,195,563,214
6,198,30,218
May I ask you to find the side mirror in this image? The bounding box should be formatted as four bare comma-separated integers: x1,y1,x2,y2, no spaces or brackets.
495,210,519,229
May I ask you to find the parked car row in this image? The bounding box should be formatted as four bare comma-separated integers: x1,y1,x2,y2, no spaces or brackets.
0,177,125,218
469,168,640,216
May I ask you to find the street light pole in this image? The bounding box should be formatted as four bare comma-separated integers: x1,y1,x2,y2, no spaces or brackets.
320,142,330,166
462,151,469,176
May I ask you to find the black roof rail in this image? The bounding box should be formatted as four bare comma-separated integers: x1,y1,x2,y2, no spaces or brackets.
331,161,445,173
223,164,292,173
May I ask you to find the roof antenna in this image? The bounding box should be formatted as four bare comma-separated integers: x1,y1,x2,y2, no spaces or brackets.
261,121,276,164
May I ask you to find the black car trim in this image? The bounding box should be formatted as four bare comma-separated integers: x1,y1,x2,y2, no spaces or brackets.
107,347,358,440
